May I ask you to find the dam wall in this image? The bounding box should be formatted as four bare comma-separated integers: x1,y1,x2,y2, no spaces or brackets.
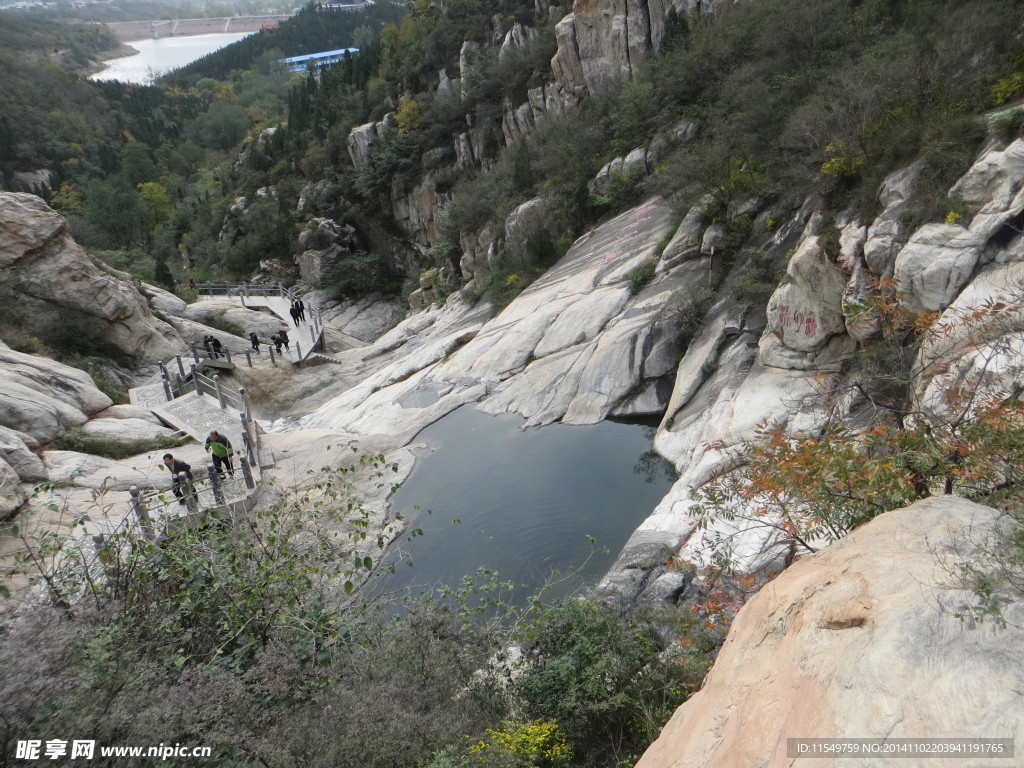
105,15,293,43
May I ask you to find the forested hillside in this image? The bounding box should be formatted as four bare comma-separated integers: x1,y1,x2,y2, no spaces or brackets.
7,0,1021,309
0,2,399,294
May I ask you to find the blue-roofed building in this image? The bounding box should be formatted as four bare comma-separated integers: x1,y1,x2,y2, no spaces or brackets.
280,47,359,73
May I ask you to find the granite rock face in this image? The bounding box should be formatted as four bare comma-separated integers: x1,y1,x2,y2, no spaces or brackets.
635,497,1024,768
346,113,396,169
302,198,687,439
295,218,362,286
550,0,738,99
0,193,181,362
761,235,853,368
0,343,113,441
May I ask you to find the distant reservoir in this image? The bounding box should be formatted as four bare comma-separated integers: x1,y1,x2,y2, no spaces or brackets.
89,32,255,85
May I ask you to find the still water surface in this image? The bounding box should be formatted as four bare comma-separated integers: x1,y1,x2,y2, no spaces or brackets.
381,406,676,603
90,32,254,85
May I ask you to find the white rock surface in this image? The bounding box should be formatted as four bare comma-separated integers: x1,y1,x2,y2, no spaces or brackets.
42,450,174,492
0,345,112,440
92,405,164,423
81,417,175,443
0,193,181,361
760,235,853,369
894,224,985,313
303,199,682,437
0,425,46,482
140,283,188,317
635,496,1024,768
952,137,1024,239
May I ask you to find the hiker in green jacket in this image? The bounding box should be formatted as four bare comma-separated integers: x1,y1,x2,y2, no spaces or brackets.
204,430,235,477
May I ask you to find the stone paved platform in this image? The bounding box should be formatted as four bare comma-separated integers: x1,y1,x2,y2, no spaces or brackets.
130,382,168,408
153,392,244,444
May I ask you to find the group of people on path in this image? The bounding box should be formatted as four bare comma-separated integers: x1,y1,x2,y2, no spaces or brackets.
247,328,291,355
202,335,223,359
193,294,311,363
162,430,237,505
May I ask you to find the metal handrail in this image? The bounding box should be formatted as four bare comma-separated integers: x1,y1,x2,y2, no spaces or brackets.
196,282,325,342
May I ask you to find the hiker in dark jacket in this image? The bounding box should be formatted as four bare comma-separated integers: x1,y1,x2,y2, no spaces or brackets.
211,336,223,359
296,299,306,322
289,304,300,327
249,332,260,353
163,453,193,505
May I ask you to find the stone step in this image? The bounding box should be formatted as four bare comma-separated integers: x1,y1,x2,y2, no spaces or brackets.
310,352,345,365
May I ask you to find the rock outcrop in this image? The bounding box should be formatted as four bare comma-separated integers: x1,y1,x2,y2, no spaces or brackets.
760,234,855,369
295,218,363,286
635,496,1024,768
550,0,736,99
301,198,689,441
0,342,113,441
347,113,396,169
0,193,181,362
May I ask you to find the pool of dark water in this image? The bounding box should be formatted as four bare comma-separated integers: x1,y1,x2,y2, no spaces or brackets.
379,405,676,604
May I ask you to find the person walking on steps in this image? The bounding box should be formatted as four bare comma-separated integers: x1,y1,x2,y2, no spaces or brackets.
205,430,235,477
163,453,193,505
279,328,290,351
296,299,306,322
290,304,300,327
249,331,260,353
211,336,223,359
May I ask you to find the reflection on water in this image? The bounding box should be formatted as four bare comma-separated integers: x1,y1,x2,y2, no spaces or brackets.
90,32,255,85
380,406,676,604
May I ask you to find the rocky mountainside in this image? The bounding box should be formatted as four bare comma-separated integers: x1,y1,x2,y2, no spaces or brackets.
286,131,1024,604
2,0,1023,759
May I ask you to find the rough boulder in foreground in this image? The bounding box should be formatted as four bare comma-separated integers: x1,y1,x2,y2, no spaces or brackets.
635,496,1024,768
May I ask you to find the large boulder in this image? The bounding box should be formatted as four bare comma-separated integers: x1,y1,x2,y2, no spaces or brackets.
951,137,1024,239
0,193,181,362
81,417,175,443
635,496,1024,768
503,197,559,269
42,450,173,492
0,344,112,441
894,224,985,314
760,235,854,369
178,300,284,342
346,113,395,170
0,458,26,517
294,219,362,286
0,425,46,482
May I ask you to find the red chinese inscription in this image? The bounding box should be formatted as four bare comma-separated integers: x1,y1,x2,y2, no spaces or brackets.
778,304,819,337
